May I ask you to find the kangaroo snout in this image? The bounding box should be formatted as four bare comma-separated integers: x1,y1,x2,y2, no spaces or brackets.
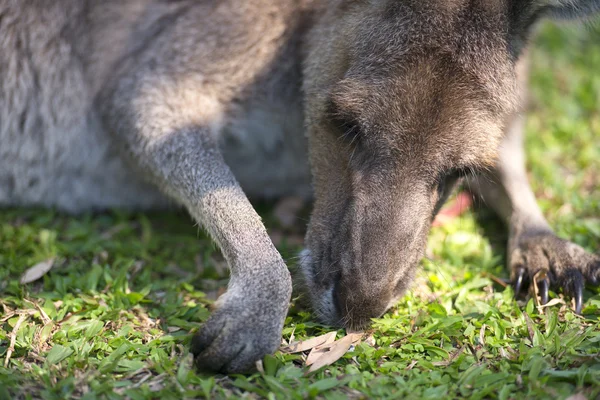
302,177,433,328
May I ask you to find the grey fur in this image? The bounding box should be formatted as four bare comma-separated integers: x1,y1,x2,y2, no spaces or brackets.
1,0,598,373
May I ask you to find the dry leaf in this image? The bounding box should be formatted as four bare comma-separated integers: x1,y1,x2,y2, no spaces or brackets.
255,359,264,374
406,360,418,370
479,324,486,347
347,332,363,343
4,314,27,367
307,333,362,369
288,326,296,345
35,302,51,324
20,259,55,284
308,333,362,373
305,333,338,366
538,298,565,309
281,331,337,354
281,331,363,372
311,332,362,353
566,394,587,400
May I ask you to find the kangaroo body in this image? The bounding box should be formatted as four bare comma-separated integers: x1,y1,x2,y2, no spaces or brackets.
2,0,599,373
0,1,311,211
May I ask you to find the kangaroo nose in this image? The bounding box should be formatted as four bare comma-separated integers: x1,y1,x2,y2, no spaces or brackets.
332,279,390,329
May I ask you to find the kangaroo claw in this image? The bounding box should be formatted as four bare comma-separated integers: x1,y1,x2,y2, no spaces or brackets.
536,277,549,305
569,271,584,314
514,267,526,297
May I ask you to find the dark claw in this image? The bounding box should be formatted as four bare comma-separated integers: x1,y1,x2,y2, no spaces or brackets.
589,263,600,287
574,286,583,315
537,277,549,305
514,268,526,296
570,271,584,315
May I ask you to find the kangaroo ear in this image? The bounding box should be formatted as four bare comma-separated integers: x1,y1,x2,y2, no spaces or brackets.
539,0,600,19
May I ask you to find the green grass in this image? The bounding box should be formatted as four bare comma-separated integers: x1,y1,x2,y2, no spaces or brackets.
1,22,600,399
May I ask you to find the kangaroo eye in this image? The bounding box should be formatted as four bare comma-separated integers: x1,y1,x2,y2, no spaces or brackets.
334,115,361,143
435,167,469,192
326,100,362,144
447,167,472,180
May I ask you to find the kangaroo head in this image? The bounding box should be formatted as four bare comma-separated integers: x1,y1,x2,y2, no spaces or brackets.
300,0,599,328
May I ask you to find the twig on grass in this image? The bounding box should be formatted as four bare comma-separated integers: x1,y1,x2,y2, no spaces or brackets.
4,313,27,367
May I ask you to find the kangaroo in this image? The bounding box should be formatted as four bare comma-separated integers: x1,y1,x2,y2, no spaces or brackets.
1,0,599,373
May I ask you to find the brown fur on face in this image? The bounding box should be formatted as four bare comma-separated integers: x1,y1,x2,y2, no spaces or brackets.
300,0,526,328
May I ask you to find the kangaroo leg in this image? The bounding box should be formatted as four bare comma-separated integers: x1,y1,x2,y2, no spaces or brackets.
468,112,600,312
99,69,291,374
